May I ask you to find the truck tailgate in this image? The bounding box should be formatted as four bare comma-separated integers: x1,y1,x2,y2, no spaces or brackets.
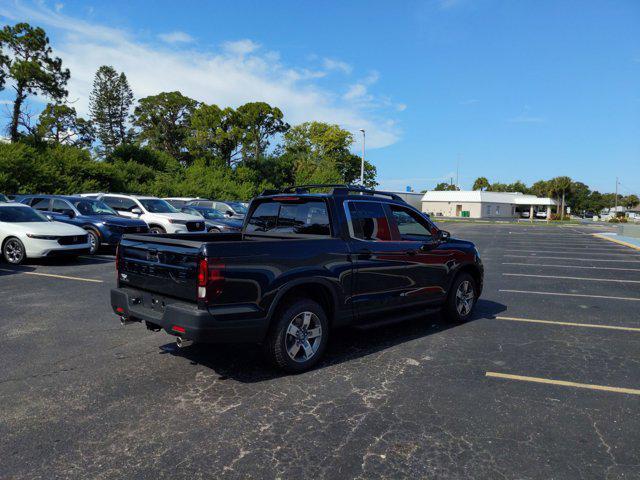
118,236,201,301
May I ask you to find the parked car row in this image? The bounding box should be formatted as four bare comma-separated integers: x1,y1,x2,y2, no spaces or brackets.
0,192,249,264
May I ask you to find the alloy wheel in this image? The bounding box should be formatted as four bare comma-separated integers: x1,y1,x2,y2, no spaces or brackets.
88,231,99,254
455,280,475,316
5,239,24,264
285,311,323,363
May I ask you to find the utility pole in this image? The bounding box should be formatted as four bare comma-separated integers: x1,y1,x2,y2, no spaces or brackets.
456,154,460,188
359,129,365,185
614,177,619,215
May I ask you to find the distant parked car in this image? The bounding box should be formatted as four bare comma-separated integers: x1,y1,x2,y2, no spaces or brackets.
0,194,9,202
19,195,148,254
163,197,203,209
181,205,243,232
0,203,90,264
185,199,248,219
97,194,205,234
535,210,547,219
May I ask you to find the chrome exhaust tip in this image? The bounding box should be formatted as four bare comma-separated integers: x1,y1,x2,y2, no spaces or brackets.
176,337,193,349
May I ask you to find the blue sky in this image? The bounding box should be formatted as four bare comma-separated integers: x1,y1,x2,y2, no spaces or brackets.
1,0,639,195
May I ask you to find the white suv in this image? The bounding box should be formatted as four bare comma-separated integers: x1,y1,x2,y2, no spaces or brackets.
97,194,205,234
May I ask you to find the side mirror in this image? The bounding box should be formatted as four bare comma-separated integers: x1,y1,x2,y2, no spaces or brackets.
438,230,451,242
131,208,142,215
64,209,75,218
225,210,234,217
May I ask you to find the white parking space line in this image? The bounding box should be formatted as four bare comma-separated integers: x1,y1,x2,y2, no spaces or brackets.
504,254,640,263
503,273,640,284
503,249,639,256
495,316,640,332
499,289,640,301
0,269,103,283
486,372,640,396
502,262,640,272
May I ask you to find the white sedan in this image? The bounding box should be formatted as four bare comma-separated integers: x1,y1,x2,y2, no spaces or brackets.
0,203,91,265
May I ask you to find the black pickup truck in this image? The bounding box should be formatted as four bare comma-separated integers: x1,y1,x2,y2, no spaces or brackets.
111,185,483,372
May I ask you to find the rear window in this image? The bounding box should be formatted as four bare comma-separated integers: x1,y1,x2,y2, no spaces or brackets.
246,200,331,236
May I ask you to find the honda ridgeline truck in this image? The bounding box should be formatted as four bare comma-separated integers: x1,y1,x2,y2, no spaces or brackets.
111,185,483,372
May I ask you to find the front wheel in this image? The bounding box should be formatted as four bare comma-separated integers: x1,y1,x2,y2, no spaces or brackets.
86,230,100,255
265,298,329,373
149,226,166,234
207,227,220,233
442,273,477,323
3,238,26,265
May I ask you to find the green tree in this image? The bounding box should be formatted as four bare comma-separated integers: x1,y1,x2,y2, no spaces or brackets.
132,91,198,161
624,194,639,209
89,65,134,155
434,182,459,191
472,177,489,191
507,180,529,194
236,102,289,162
0,23,70,142
35,103,94,148
282,122,376,187
187,104,243,166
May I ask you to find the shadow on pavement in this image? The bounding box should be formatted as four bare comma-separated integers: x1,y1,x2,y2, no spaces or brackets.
160,299,507,383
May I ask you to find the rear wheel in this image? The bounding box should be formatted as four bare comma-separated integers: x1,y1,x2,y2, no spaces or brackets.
265,298,329,373
442,273,477,323
3,238,26,265
149,226,166,234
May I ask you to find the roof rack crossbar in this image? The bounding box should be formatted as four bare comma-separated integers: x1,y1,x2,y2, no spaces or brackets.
259,184,403,202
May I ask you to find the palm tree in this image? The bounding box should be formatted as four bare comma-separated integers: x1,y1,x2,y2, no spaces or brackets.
551,176,572,220
472,177,490,191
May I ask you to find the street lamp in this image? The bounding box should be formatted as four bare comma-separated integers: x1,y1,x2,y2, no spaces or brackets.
359,129,365,185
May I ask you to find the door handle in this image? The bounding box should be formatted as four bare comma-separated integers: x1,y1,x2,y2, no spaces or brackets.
356,248,372,258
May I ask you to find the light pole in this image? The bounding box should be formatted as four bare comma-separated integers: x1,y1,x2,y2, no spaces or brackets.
359,129,365,185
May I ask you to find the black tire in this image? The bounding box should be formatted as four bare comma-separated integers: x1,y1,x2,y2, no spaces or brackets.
265,298,329,373
149,226,166,234
86,229,100,255
3,237,26,265
208,227,221,233
442,273,477,323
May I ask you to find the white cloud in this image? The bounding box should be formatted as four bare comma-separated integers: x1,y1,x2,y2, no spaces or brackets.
158,31,194,44
54,2,63,12
322,57,352,74
344,84,367,101
0,2,401,149
222,39,260,56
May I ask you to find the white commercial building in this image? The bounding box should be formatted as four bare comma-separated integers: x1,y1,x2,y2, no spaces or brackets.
421,190,557,219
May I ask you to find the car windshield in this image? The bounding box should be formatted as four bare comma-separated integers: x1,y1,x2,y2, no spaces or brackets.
72,199,118,216
0,194,8,202
0,206,49,223
138,199,179,213
227,202,248,214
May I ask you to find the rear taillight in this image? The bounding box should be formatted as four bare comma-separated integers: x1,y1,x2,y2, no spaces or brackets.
197,258,225,302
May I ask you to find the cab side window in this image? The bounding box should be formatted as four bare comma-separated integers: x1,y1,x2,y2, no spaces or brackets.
389,205,433,241
103,196,137,212
346,202,393,241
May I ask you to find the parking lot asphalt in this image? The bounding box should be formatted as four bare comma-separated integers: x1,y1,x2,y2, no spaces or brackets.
2,223,639,479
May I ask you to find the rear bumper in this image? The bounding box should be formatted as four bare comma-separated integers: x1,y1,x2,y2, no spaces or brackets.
110,287,268,344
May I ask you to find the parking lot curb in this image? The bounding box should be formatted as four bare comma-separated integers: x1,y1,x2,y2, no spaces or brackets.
592,233,640,251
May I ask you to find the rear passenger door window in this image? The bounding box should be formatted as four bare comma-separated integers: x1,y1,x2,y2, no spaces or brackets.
245,200,331,236
51,199,72,214
30,198,52,211
346,202,393,241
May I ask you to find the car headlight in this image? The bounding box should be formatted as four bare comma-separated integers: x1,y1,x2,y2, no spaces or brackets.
26,234,60,240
